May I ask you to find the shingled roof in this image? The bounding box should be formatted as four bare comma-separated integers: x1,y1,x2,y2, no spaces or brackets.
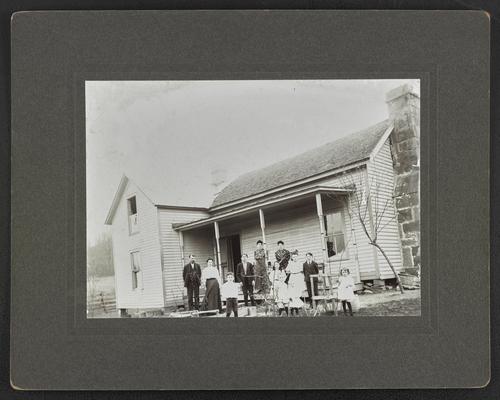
211,119,391,208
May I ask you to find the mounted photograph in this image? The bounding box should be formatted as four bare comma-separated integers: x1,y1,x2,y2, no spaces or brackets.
86,79,421,318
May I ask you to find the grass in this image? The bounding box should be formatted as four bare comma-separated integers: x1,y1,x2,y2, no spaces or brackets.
356,288,421,316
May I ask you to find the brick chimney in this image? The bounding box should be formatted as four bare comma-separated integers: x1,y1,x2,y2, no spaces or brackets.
386,84,420,272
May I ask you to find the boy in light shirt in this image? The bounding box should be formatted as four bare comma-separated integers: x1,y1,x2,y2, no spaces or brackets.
221,272,240,317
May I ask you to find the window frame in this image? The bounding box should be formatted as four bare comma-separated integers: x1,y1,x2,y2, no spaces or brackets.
126,194,139,235
130,250,142,290
323,200,349,261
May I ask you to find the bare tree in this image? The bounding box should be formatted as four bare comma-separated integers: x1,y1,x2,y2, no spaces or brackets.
86,269,98,317
340,167,405,294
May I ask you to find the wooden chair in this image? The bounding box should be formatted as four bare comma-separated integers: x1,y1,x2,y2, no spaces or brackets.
310,273,339,316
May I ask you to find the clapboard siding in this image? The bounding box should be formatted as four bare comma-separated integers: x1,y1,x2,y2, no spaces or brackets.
219,203,326,268
213,166,382,282
217,192,365,282
368,138,403,279
158,209,212,307
110,180,164,309
319,167,378,280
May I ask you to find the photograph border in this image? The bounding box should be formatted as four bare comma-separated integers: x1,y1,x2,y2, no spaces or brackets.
78,71,430,333
11,10,489,389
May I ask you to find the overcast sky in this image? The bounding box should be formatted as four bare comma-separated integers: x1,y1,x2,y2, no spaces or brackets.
86,79,419,245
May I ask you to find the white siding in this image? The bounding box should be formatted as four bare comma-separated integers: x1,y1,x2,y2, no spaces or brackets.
110,181,164,309
319,168,379,280
368,138,404,279
158,209,212,307
212,167,383,282
219,204,327,270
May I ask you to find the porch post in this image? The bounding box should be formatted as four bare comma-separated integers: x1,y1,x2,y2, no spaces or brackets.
259,209,267,250
214,221,222,274
347,195,362,284
179,230,185,267
315,193,330,274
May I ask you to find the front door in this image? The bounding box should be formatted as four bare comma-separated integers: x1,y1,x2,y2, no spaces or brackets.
220,235,241,280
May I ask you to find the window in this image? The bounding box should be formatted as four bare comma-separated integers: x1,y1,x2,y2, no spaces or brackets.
130,251,141,290
324,211,346,257
127,196,139,234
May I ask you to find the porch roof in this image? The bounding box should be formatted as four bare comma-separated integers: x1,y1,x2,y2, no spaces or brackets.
172,185,352,231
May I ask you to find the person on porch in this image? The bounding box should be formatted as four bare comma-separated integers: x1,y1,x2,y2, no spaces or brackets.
254,240,270,293
285,250,306,316
275,240,291,271
182,254,201,310
303,252,320,307
221,272,239,317
236,253,256,307
273,270,290,317
200,258,223,314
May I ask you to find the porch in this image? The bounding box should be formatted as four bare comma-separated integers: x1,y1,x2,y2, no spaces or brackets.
173,185,362,285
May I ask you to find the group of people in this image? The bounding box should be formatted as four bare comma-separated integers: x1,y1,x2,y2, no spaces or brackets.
182,240,356,317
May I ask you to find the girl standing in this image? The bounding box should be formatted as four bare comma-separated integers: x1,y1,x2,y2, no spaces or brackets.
285,251,306,316
273,270,290,316
337,267,355,316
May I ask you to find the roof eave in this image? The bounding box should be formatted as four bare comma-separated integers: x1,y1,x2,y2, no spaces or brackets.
104,175,129,225
174,185,354,232
155,204,210,212
368,124,395,162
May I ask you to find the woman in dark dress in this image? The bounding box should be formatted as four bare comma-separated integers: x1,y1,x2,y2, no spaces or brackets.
200,258,223,314
275,240,291,271
254,240,271,293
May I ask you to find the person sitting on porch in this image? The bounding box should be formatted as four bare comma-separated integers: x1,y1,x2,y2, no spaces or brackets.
303,252,319,307
275,240,290,271
236,254,256,307
285,250,306,316
254,240,271,293
200,258,223,314
221,272,239,318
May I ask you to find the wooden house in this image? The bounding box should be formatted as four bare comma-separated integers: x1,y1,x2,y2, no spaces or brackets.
104,84,420,313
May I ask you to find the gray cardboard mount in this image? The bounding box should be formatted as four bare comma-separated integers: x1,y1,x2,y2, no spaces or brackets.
11,11,489,389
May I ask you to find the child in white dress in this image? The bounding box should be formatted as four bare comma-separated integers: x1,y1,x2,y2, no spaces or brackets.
285,251,305,316
273,270,290,316
337,267,355,316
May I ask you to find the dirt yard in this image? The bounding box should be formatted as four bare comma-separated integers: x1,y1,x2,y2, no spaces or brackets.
88,275,421,318
356,288,421,316
167,287,421,318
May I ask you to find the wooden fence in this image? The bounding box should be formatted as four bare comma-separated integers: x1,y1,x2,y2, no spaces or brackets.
87,291,116,316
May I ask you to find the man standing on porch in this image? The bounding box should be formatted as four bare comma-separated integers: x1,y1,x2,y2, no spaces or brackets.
182,254,201,310
303,252,319,306
236,254,256,307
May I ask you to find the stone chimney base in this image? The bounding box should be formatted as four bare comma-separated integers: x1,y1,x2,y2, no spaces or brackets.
386,84,420,272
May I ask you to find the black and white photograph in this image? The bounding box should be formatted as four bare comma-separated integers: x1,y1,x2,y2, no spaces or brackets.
86,79,421,318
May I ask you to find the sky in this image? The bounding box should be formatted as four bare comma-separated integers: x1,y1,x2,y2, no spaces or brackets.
86,79,419,246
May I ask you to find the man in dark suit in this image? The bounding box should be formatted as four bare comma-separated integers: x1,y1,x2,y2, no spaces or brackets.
236,253,256,306
303,252,320,306
183,254,202,310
